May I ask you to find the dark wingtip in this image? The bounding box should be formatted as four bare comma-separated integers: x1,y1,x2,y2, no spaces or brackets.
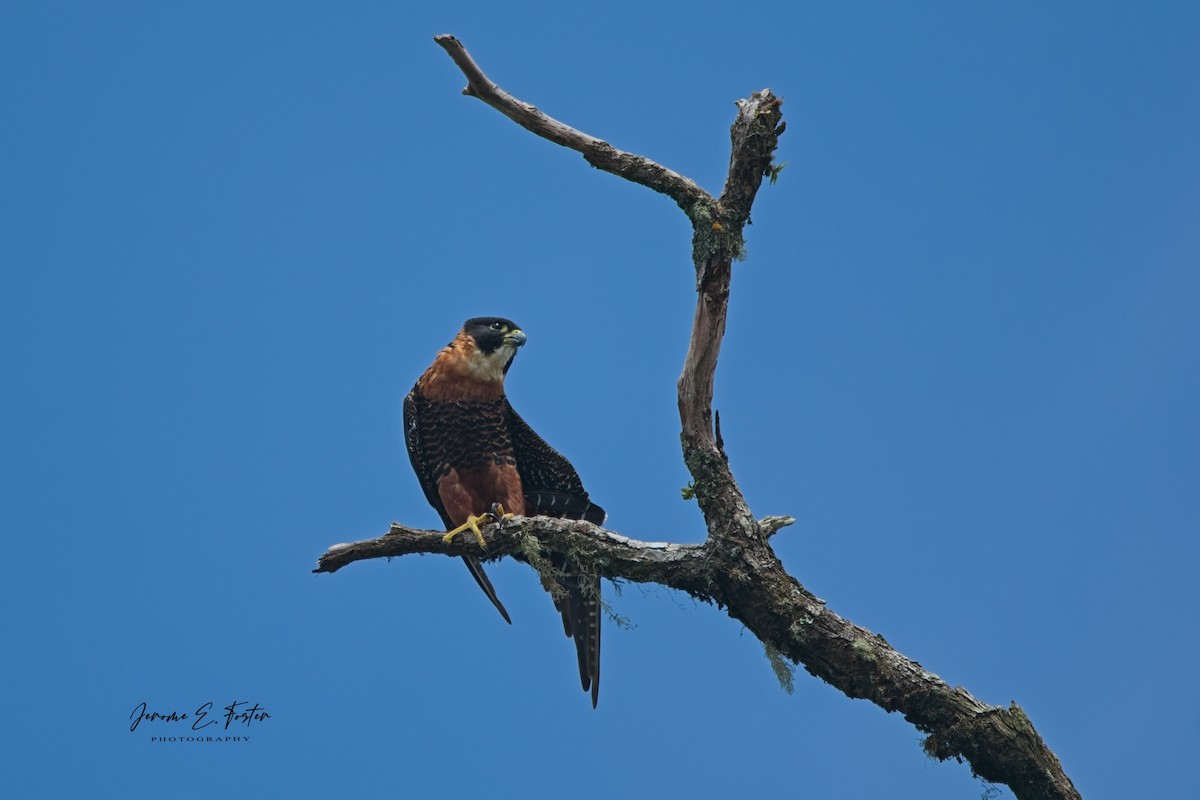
585,502,607,526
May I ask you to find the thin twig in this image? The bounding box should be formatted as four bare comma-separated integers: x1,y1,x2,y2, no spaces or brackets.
434,34,710,213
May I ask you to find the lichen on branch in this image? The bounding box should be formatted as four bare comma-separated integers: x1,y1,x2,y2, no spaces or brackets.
312,36,1081,800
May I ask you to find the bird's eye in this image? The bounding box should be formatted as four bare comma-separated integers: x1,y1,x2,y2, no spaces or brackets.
490,322,503,330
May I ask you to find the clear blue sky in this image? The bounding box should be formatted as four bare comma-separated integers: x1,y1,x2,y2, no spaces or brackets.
3,3,1197,798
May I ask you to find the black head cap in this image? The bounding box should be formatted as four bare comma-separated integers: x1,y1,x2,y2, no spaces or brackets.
462,317,525,355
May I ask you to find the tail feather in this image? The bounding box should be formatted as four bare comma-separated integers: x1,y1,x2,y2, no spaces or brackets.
553,568,601,707
522,489,604,707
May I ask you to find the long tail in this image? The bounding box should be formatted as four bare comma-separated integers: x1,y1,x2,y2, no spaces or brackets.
554,568,601,708
460,555,511,624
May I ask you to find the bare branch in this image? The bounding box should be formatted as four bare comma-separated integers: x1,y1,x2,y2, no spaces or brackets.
434,34,710,214
679,89,783,451
314,518,707,590
314,36,1082,800
315,513,1079,800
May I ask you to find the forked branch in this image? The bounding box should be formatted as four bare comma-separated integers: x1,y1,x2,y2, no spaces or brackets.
315,36,1080,800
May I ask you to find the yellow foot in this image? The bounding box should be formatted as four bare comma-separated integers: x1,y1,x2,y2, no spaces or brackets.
443,505,518,549
490,503,516,529
444,513,495,549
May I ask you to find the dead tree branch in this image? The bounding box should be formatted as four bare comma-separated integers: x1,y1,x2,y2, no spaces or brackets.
315,519,708,588
434,34,708,213
316,35,1081,800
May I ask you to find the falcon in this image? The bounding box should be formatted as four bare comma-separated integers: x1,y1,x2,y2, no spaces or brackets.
403,317,607,706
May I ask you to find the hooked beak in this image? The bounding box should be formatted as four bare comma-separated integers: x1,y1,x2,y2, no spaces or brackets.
505,329,527,347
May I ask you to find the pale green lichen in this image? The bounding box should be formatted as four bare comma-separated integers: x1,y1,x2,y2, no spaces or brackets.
852,638,878,663
764,642,796,695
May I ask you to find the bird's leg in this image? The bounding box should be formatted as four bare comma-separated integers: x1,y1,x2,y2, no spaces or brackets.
443,513,495,549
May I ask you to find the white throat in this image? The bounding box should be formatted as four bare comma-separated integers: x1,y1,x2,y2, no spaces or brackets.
465,342,517,383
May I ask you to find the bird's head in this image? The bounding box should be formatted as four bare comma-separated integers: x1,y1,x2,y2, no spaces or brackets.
459,317,526,381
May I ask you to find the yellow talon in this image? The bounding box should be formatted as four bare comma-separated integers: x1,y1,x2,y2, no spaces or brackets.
490,503,516,527
444,512,494,549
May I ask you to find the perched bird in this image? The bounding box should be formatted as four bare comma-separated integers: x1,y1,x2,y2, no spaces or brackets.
403,317,607,706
